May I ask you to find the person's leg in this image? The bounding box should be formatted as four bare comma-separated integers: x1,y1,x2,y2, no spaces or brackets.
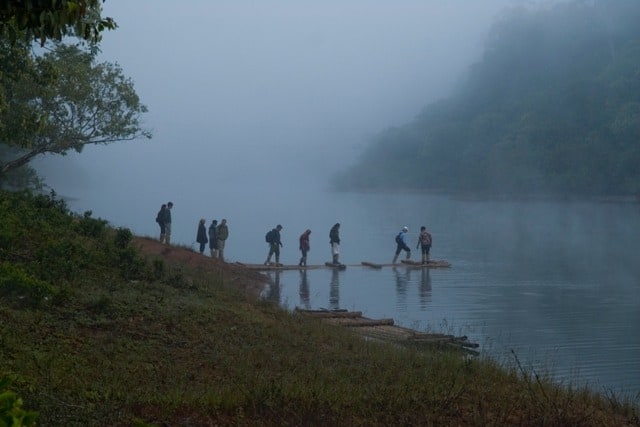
165,223,172,245
265,245,274,265
217,239,225,262
393,245,401,263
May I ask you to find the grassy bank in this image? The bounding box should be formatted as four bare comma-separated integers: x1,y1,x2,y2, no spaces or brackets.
1,190,638,426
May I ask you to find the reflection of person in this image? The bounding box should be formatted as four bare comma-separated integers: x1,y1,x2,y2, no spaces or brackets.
299,229,311,266
329,268,340,310
417,226,433,264
196,218,208,254
299,270,311,309
264,224,283,266
392,226,411,264
216,219,229,262
156,204,167,243
163,202,174,244
208,219,218,258
329,223,341,265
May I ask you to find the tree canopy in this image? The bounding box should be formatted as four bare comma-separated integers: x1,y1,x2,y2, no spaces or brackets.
0,40,151,179
336,0,640,197
0,0,116,46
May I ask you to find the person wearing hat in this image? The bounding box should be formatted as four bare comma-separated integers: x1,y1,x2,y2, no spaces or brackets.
264,224,283,266
392,226,411,264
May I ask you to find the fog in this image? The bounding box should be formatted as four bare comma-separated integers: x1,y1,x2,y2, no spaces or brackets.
35,1,538,245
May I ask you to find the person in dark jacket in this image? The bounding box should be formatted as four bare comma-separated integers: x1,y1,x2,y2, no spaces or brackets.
196,218,208,254
329,223,340,264
208,219,218,258
264,224,283,266
299,229,311,266
156,204,167,243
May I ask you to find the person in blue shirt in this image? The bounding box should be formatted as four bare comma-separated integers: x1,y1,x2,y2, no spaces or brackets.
392,226,411,264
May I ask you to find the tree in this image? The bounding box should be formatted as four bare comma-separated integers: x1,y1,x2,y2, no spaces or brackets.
0,0,116,46
0,41,151,175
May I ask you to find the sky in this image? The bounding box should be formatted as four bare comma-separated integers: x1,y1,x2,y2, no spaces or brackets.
32,0,546,241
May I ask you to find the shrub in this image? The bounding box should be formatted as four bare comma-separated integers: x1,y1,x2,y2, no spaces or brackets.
0,263,56,307
0,377,38,427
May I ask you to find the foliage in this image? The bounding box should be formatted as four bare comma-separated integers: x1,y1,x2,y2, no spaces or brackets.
337,0,640,197
0,0,116,47
0,41,151,177
0,378,37,427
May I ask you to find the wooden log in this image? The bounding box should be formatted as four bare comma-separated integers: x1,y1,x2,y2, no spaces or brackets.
298,310,363,319
339,318,395,327
325,262,346,270
361,261,383,269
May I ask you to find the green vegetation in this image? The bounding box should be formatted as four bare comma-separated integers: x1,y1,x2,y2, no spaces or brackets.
0,39,151,185
0,0,115,46
1,189,639,425
336,0,640,197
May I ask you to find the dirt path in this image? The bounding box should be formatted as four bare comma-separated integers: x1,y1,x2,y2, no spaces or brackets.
132,236,267,297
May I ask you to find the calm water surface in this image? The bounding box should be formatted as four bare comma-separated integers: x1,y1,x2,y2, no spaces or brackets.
66,188,640,398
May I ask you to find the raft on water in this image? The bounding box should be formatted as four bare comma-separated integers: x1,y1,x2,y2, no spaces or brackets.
296,308,478,355
401,259,451,268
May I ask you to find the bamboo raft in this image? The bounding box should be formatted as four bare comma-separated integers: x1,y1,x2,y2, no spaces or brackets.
296,308,479,355
237,260,451,271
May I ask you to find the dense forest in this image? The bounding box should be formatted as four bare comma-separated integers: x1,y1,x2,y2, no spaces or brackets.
335,0,640,197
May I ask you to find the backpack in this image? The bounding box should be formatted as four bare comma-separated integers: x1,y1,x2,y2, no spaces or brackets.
395,232,402,244
265,230,274,243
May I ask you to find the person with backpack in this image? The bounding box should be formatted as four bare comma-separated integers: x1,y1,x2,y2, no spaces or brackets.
299,229,311,266
208,219,218,258
216,218,229,262
156,203,167,243
416,226,433,264
196,218,208,254
329,223,341,265
264,224,283,266
392,226,411,264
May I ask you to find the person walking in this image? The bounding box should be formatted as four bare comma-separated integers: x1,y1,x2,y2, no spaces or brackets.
329,223,341,265
392,226,411,264
264,224,283,266
299,229,311,266
156,203,167,243
417,226,433,264
216,218,229,262
208,219,218,258
163,202,173,244
196,218,208,254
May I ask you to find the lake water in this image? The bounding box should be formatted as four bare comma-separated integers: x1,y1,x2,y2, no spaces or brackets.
63,186,640,399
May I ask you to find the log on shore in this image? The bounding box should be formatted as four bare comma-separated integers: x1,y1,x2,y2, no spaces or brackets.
329,317,395,327
296,309,362,318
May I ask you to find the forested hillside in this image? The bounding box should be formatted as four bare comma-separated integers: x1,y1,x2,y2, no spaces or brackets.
336,0,640,196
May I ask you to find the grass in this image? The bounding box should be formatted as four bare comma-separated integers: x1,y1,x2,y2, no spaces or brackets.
1,189,639,426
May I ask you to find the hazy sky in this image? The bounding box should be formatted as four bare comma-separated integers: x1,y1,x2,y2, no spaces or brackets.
36,1,526,190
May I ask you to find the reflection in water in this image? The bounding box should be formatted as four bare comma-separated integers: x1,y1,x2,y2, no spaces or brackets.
263,270,281,304
392,267,409,308
329,269,340,310
419,268,432,309
299,270,311,309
